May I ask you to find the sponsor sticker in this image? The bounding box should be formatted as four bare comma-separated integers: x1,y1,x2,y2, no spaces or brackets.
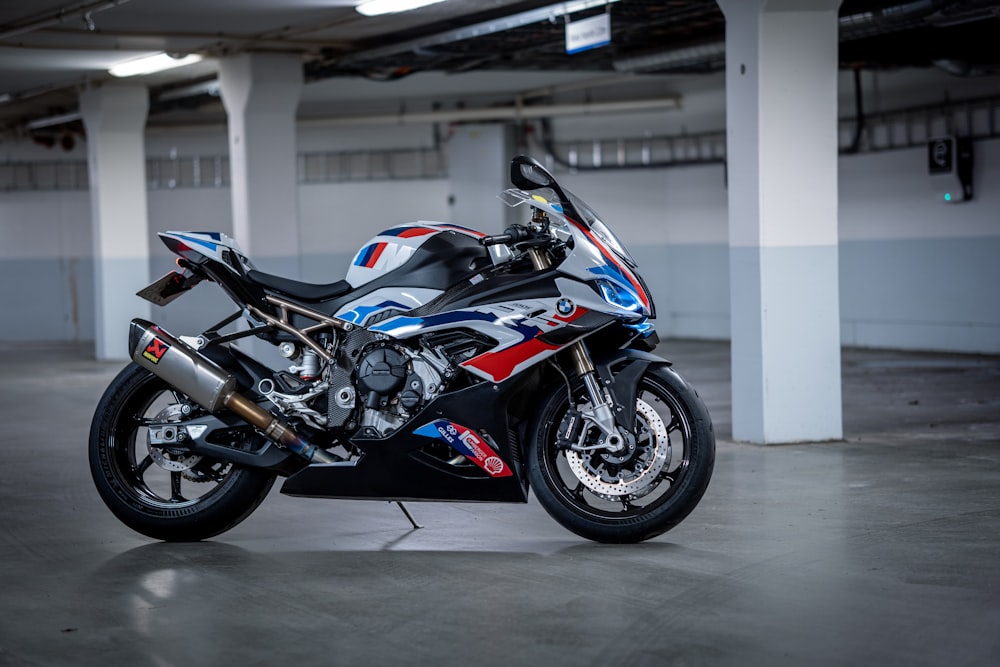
142,336,170,365
414,420,513,478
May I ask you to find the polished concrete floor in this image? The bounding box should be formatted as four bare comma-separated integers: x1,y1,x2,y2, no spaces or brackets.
1,339,998,667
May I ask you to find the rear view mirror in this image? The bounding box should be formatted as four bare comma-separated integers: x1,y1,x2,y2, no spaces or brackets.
510,155,554,190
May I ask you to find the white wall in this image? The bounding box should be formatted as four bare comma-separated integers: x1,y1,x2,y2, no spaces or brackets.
0,191,93,341
839,140,1000,352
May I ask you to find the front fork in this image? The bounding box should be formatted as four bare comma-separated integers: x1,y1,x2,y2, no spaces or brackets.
568,343,627,453
527,246,626,455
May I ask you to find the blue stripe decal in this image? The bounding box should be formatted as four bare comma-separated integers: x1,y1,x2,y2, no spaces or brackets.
354,244,376,267
588,263,631,285
380,226,430,237
177,234,218,252
339,300,409,325
371,310,495,335
371,309,541,341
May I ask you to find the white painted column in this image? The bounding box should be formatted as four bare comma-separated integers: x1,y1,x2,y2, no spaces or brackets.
448,123,516,231
717,0,843,443
219,53,303,277
80,84,151,361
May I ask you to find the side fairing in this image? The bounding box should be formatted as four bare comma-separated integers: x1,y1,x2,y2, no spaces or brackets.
370,279,615,384
560,221,654,318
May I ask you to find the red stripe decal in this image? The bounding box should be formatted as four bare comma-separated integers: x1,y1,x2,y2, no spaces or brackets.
462,337,560,383
397,227,437,238
366,242,387,268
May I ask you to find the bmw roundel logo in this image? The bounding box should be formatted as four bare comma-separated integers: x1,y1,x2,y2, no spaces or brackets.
556,298,575,316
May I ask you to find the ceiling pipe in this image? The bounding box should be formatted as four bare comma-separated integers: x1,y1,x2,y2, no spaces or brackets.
613,0,956,74
0,0,132,41
25,110,83,130
300,96,682,127
613,42,725,73
144,94,682,133
839,0,954,41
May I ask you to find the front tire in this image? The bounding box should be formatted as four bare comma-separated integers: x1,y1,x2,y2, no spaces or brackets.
528,364,715,543
89,363,276,541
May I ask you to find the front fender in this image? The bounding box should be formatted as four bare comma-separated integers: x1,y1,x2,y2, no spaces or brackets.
591,347,672,434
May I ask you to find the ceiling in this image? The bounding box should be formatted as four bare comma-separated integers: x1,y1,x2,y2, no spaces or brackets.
1,0,999,137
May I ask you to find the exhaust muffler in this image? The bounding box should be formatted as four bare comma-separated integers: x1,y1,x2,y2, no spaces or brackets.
128,319,337,464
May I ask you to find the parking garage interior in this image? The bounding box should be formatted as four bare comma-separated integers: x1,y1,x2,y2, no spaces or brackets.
1,1,999,665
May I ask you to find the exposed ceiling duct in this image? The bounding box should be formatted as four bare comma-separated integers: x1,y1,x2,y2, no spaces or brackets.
0,0,132,41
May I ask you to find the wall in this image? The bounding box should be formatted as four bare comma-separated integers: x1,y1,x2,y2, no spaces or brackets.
2,69,999,353
839,140,1000,352
558,164,731,340
557,138,1000,354
0,190,93,342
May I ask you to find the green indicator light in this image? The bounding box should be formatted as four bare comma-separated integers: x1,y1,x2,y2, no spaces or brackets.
944,193,952,201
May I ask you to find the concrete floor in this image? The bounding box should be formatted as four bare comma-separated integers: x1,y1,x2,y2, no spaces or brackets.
1,339,998,667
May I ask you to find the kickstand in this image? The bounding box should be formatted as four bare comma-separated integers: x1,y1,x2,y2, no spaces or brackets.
394,501,423,530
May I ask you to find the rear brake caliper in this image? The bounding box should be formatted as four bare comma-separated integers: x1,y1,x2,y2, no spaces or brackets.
146,403,204,475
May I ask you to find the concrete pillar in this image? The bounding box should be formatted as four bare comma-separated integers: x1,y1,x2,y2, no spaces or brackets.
717,0,843,443
80,84,151,361
448,123,516,232
219,53,303,277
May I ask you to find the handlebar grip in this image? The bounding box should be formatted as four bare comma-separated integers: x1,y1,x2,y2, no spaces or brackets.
479,234,513,247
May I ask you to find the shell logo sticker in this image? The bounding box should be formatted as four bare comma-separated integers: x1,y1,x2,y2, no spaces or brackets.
483,456,506,475
142,337,170,364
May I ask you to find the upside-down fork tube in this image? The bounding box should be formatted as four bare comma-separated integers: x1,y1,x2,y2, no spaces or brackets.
128,319,337,464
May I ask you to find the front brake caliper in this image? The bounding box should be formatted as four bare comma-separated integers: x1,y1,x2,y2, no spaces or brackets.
556,408,584,450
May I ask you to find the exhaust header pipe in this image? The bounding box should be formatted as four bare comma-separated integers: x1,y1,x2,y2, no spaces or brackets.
129,319,336,464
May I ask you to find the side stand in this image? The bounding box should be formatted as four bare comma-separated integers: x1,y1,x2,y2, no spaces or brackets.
394,501,422,530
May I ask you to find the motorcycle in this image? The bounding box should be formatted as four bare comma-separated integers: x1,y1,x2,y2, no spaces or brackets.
89,155,714,544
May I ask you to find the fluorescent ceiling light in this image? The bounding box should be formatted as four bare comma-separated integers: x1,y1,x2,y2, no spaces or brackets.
108,53,203,78
356,0,447,17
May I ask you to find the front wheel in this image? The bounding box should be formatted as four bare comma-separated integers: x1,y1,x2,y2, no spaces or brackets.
89,363,277,541
528,364,715,543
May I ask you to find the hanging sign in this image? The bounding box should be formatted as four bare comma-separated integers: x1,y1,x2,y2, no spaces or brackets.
565,12,611,55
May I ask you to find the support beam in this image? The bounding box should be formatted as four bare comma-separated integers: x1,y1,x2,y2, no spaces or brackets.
79,84,150,361
718,0,843,443
219,52,303,277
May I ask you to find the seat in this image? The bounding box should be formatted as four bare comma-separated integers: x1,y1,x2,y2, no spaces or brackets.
247,270,353,302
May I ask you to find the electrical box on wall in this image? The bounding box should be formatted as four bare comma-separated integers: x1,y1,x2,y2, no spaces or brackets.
928,137,974,203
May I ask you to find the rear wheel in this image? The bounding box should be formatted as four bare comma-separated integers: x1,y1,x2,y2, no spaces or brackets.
528,364,714,543
89,363,276,541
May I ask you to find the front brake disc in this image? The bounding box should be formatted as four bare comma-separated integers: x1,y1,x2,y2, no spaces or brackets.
566,397,670,500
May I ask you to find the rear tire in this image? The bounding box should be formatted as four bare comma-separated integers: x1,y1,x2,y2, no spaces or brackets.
89,363,276,541
528,364,714,543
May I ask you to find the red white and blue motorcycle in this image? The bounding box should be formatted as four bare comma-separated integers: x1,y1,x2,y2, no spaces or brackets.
89,155,715,543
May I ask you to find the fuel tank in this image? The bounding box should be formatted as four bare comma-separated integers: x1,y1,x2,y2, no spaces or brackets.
345,222,490,290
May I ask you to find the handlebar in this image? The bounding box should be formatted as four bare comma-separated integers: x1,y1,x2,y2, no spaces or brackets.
478,225,543,248
479,233,514,247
